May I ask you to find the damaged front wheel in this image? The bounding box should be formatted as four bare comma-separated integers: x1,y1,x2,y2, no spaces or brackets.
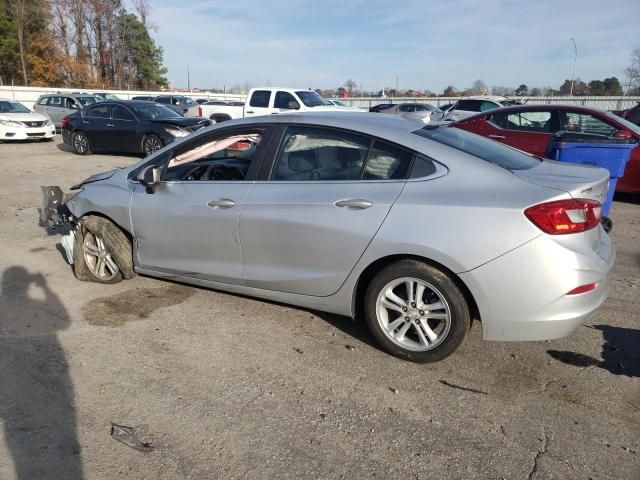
73,216,135,284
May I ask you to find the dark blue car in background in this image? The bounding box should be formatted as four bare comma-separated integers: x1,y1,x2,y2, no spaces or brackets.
61,100,210,156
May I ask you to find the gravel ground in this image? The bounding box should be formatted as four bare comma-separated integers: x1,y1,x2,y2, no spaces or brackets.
0,139,638,480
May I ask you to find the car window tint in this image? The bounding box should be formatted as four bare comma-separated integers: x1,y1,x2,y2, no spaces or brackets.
492,111,552,132
48,96,63,107
164,129,264,182
561,112,617,136
480,101,499,112
413,126,540,170
64,98,75,109
398,105,413,112
274,91,297,109
455,100,481,112
249,90,271,108
85,104,110,118
363,141,412,180
37,97,49,105
272,127,369,181
414,105,428,111
409,155,437,178
112,105,135,121
155,97,170,104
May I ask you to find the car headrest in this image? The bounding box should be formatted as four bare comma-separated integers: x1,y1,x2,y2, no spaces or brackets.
288,150,319,172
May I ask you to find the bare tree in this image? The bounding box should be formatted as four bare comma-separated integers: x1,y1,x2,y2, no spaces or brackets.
344,79,357,96
132,0,157,31
624,47,640,94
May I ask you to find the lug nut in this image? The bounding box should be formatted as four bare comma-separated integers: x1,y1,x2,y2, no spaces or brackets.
402,307,407,312
411,302,416,308
404,317,410,322
419,310,425,316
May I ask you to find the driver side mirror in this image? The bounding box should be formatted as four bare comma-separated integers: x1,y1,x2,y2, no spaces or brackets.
288,100,300,110
613,130,632,140
137,165,161,193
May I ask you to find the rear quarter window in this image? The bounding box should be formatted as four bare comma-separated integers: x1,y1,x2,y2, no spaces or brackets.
413,126,541,170
249,90,271,108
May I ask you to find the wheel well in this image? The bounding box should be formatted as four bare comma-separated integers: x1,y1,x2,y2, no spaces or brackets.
353,255,480,324
211,114,231,122
77,211,133,241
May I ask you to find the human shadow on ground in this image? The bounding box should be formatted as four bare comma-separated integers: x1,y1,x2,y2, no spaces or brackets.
547,325,640,378
0,267,84,479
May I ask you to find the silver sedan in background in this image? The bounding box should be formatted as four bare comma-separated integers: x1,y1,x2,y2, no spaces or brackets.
42,113,614,363
376,103,444,123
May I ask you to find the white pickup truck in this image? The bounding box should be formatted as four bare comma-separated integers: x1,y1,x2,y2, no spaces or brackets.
194,87,351,122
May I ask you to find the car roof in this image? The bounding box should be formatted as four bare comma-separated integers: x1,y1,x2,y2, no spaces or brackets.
462,95,510,102
455,103,630,126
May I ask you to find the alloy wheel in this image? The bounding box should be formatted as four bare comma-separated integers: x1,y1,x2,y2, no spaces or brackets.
375,277,451,352
144,136,162,155
73,133,88,153
83,231,119,281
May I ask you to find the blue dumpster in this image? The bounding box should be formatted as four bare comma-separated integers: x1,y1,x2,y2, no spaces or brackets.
545,131,637,216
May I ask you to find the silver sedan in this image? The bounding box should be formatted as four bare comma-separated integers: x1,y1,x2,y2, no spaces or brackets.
43,112,614,363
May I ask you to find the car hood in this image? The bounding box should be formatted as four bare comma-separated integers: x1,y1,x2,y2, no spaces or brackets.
150,117,210,128
513,159,609,205
71,169,119,189
306,106,359,112
0,112,49,122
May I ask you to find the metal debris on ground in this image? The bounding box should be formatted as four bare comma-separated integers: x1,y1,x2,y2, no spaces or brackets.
111,423,154,452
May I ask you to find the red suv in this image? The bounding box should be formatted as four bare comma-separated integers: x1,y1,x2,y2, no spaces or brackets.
453,104,640,192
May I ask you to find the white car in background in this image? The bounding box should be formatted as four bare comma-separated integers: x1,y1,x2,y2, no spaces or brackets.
0,99,56,142
443,96,522,122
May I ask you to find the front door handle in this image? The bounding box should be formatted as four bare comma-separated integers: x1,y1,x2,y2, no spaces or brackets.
245,110,255,114
81,120,90,124
488,134,506,139
207,198,236,209
106,123,115,127
335,199,372,210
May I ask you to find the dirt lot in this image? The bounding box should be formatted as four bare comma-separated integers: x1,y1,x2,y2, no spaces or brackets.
0,138,638,480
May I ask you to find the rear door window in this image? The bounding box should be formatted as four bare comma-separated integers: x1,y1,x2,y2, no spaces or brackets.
37,97,49,106
112,105,135,121
48,96,63,107
363,142,412,180
274,91,297,109
412,126,540,170
85,104,110,118
560,112,617,136
455,100,481,112
249,90,271,108
491,111,552,132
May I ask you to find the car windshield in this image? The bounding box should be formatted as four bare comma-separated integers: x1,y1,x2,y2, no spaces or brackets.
413,125,541,170
130,103,181,119
0,100,31,113
101,93,119,100
602,110,640,136
77,96,98,106
295,91,331,107
179,97,196,106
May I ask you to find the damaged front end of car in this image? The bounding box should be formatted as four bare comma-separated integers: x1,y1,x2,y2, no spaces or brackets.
40,185,81,264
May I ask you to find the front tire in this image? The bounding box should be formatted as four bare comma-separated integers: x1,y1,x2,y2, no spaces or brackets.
72,216,136,283
142,134,163,156
364,260,470,363
71,131,91,155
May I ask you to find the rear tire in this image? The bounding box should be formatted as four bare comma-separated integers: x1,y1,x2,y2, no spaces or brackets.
72,216,136,283
71,131,91,155
364,260,470,363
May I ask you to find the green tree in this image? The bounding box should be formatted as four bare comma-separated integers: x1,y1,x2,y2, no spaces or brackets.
0,0,20,85
602,77,622,95
515,84,528,96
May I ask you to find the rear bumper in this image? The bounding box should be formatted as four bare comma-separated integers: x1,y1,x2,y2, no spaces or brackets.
460,227,615,341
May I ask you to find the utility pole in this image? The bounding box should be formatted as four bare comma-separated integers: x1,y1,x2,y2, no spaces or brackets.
569,38,577,96
395,76,399,96
187,65,191,91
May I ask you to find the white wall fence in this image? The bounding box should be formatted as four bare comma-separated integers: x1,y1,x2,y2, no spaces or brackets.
0,85,244,109
1,85,638,112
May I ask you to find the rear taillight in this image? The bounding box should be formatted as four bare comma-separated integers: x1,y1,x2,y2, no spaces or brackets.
61,116,70,128
524,198,602,235
566,283,597,295
198,106,202,117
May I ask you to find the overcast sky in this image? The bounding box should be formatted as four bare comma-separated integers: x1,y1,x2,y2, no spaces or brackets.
147,0,639,92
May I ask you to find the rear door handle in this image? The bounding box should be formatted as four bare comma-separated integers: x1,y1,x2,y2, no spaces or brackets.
334,199,372,210
106,123,115,127
81,120,90,124
245,110,254,114
488,134,505,139
207,198,236,209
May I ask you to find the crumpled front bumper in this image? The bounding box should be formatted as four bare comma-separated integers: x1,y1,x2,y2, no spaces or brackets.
40,186,73,228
